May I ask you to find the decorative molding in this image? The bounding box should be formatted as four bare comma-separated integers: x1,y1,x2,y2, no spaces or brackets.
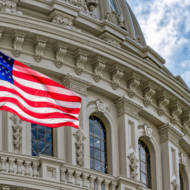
73,129,86,167
159,123,183,145
141,81,156,107
50,11,74,28
34,37,47,62
74,49,88,75
169,100,182,124
55,44,67,68
99,32,121,48
126,72,140,98
10,114,22,153
115,97,142,119
92,56,106,82
62,74,91,96
128,152,138,179
156,90,170,116
13,32,25,57
110,65,124,90
0,0,22,15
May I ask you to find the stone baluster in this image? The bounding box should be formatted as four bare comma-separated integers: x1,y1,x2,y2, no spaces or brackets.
67,169,74,184
111,181,117,190
60,167,67,183
24,161,31,176
8,157,15,173
96,177,104,190
1,156,8,172
74,170,82,186
89,175,96,189
17,159,23,175
32,161,39,177
104,179,111,190
82,172,90,188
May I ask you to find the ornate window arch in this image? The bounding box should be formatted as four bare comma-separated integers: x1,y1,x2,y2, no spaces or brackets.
89,115,107,173
179,165,189,190
138,139,152,188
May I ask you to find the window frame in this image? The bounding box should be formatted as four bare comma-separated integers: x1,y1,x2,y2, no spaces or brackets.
31,124,56,157
138,139,152,188
89,115,108,173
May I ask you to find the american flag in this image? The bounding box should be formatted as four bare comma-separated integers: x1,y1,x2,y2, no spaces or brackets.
0,51,81,128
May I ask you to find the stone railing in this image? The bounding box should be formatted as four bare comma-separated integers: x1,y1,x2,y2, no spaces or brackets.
0,151,40,177
0,152,148,190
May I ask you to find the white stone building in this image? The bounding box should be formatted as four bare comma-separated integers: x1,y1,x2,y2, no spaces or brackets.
0,0,189,190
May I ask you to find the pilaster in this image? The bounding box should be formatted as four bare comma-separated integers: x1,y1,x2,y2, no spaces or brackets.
62,74,91,167
115,97,142,178
159,123,183,190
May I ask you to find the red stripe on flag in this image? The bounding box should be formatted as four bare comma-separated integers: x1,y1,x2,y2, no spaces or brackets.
0,106,79,128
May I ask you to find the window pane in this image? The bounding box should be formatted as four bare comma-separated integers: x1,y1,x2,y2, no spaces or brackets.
89,116,107,173
94,137,101,149
141,172,147,184
31,124,53,156
139,140,151,188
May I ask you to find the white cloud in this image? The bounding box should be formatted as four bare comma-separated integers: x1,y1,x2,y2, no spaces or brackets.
127,0,190,87
182,71,190,86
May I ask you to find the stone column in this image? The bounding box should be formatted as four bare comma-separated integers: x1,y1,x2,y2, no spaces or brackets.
115,97,142,178
159,123,183,190
62,74,91,166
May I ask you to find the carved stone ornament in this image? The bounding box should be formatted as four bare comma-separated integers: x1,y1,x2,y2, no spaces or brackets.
171,178,179,190
73,129,86,167
143,124,152,138
92,56,106,82
141,81,156,107
62,0,88,12
128,152,138,179
110,65,124,90
181,110,190,134
55,45,67,68
156,90,170,116
179,152,187,167
87,99,109,113
74,49,88,75
34,38,47,62
1,185,10,190
169,100,182,124
51,11,74,28
126,72,140,98
86,0,98,17
13,32,25,57
0,0,22,15
10,114,22,153
105,11,121,26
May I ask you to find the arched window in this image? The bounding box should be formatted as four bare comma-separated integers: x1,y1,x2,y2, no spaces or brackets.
89,115,107,173
138,140,151,188
31,124,53,156
108,0,118,12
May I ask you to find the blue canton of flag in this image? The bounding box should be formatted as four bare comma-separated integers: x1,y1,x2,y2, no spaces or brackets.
0,52,14,84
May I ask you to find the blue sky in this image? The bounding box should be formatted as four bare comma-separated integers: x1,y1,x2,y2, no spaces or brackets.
127,0,190,87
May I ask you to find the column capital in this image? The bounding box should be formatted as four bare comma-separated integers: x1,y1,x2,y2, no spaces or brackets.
115,97,142,119
159,123,183,145
62,74,91,96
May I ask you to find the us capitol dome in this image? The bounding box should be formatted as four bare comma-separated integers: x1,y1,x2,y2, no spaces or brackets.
0,0,189,190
